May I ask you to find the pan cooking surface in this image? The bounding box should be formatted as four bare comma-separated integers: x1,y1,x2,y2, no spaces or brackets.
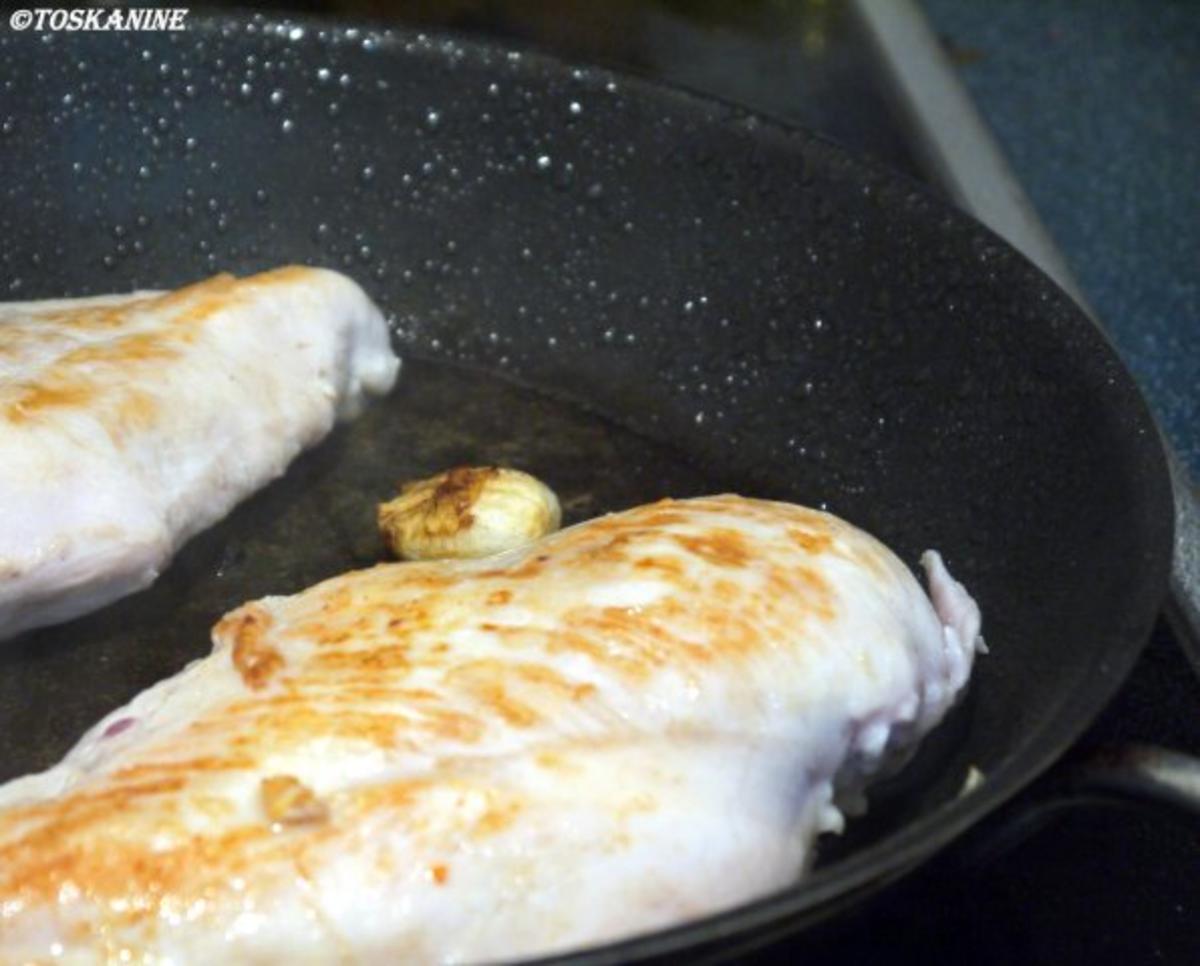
0,14,1175,948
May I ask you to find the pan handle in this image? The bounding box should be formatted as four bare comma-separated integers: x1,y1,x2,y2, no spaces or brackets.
955,742,1200,869
1064,743,1200,814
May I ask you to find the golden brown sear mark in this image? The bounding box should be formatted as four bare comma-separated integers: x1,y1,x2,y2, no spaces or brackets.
1,268,316,425
8,296,159,333
310,645,412,673
766,565,836,621
219,604,285,690
0,818,275,913
787,527,834,555
446,664,540,728
627,509,690,529
261,775,329,825
634,555,686,579
4,379,102,423
113,755,253,783
673,529,751,568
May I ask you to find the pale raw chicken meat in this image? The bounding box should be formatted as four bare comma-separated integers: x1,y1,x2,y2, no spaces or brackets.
0,267,400,640
0,495,983,962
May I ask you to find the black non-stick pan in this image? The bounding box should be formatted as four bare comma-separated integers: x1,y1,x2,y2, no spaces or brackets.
0,15,1194,962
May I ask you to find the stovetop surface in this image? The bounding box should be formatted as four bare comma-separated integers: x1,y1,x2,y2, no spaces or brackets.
923,0,1199,480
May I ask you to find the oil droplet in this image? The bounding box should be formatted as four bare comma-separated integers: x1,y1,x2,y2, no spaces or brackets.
535,155,551,171
424,109,441,130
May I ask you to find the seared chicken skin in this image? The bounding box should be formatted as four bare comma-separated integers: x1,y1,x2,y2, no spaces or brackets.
0,267,399,640
0,496,982,962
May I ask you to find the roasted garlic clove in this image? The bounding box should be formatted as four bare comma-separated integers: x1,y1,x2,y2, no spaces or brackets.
378,466,561,561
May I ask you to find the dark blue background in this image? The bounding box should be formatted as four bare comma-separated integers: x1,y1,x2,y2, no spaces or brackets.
924,0,1199,477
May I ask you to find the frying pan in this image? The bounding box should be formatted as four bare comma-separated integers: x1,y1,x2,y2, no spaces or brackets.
0,13,1195,961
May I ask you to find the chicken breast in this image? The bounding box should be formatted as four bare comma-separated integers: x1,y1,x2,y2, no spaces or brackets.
0,267,399,641
0,496,982,963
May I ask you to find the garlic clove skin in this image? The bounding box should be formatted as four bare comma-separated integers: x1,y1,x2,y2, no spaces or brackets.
378,466,561,561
